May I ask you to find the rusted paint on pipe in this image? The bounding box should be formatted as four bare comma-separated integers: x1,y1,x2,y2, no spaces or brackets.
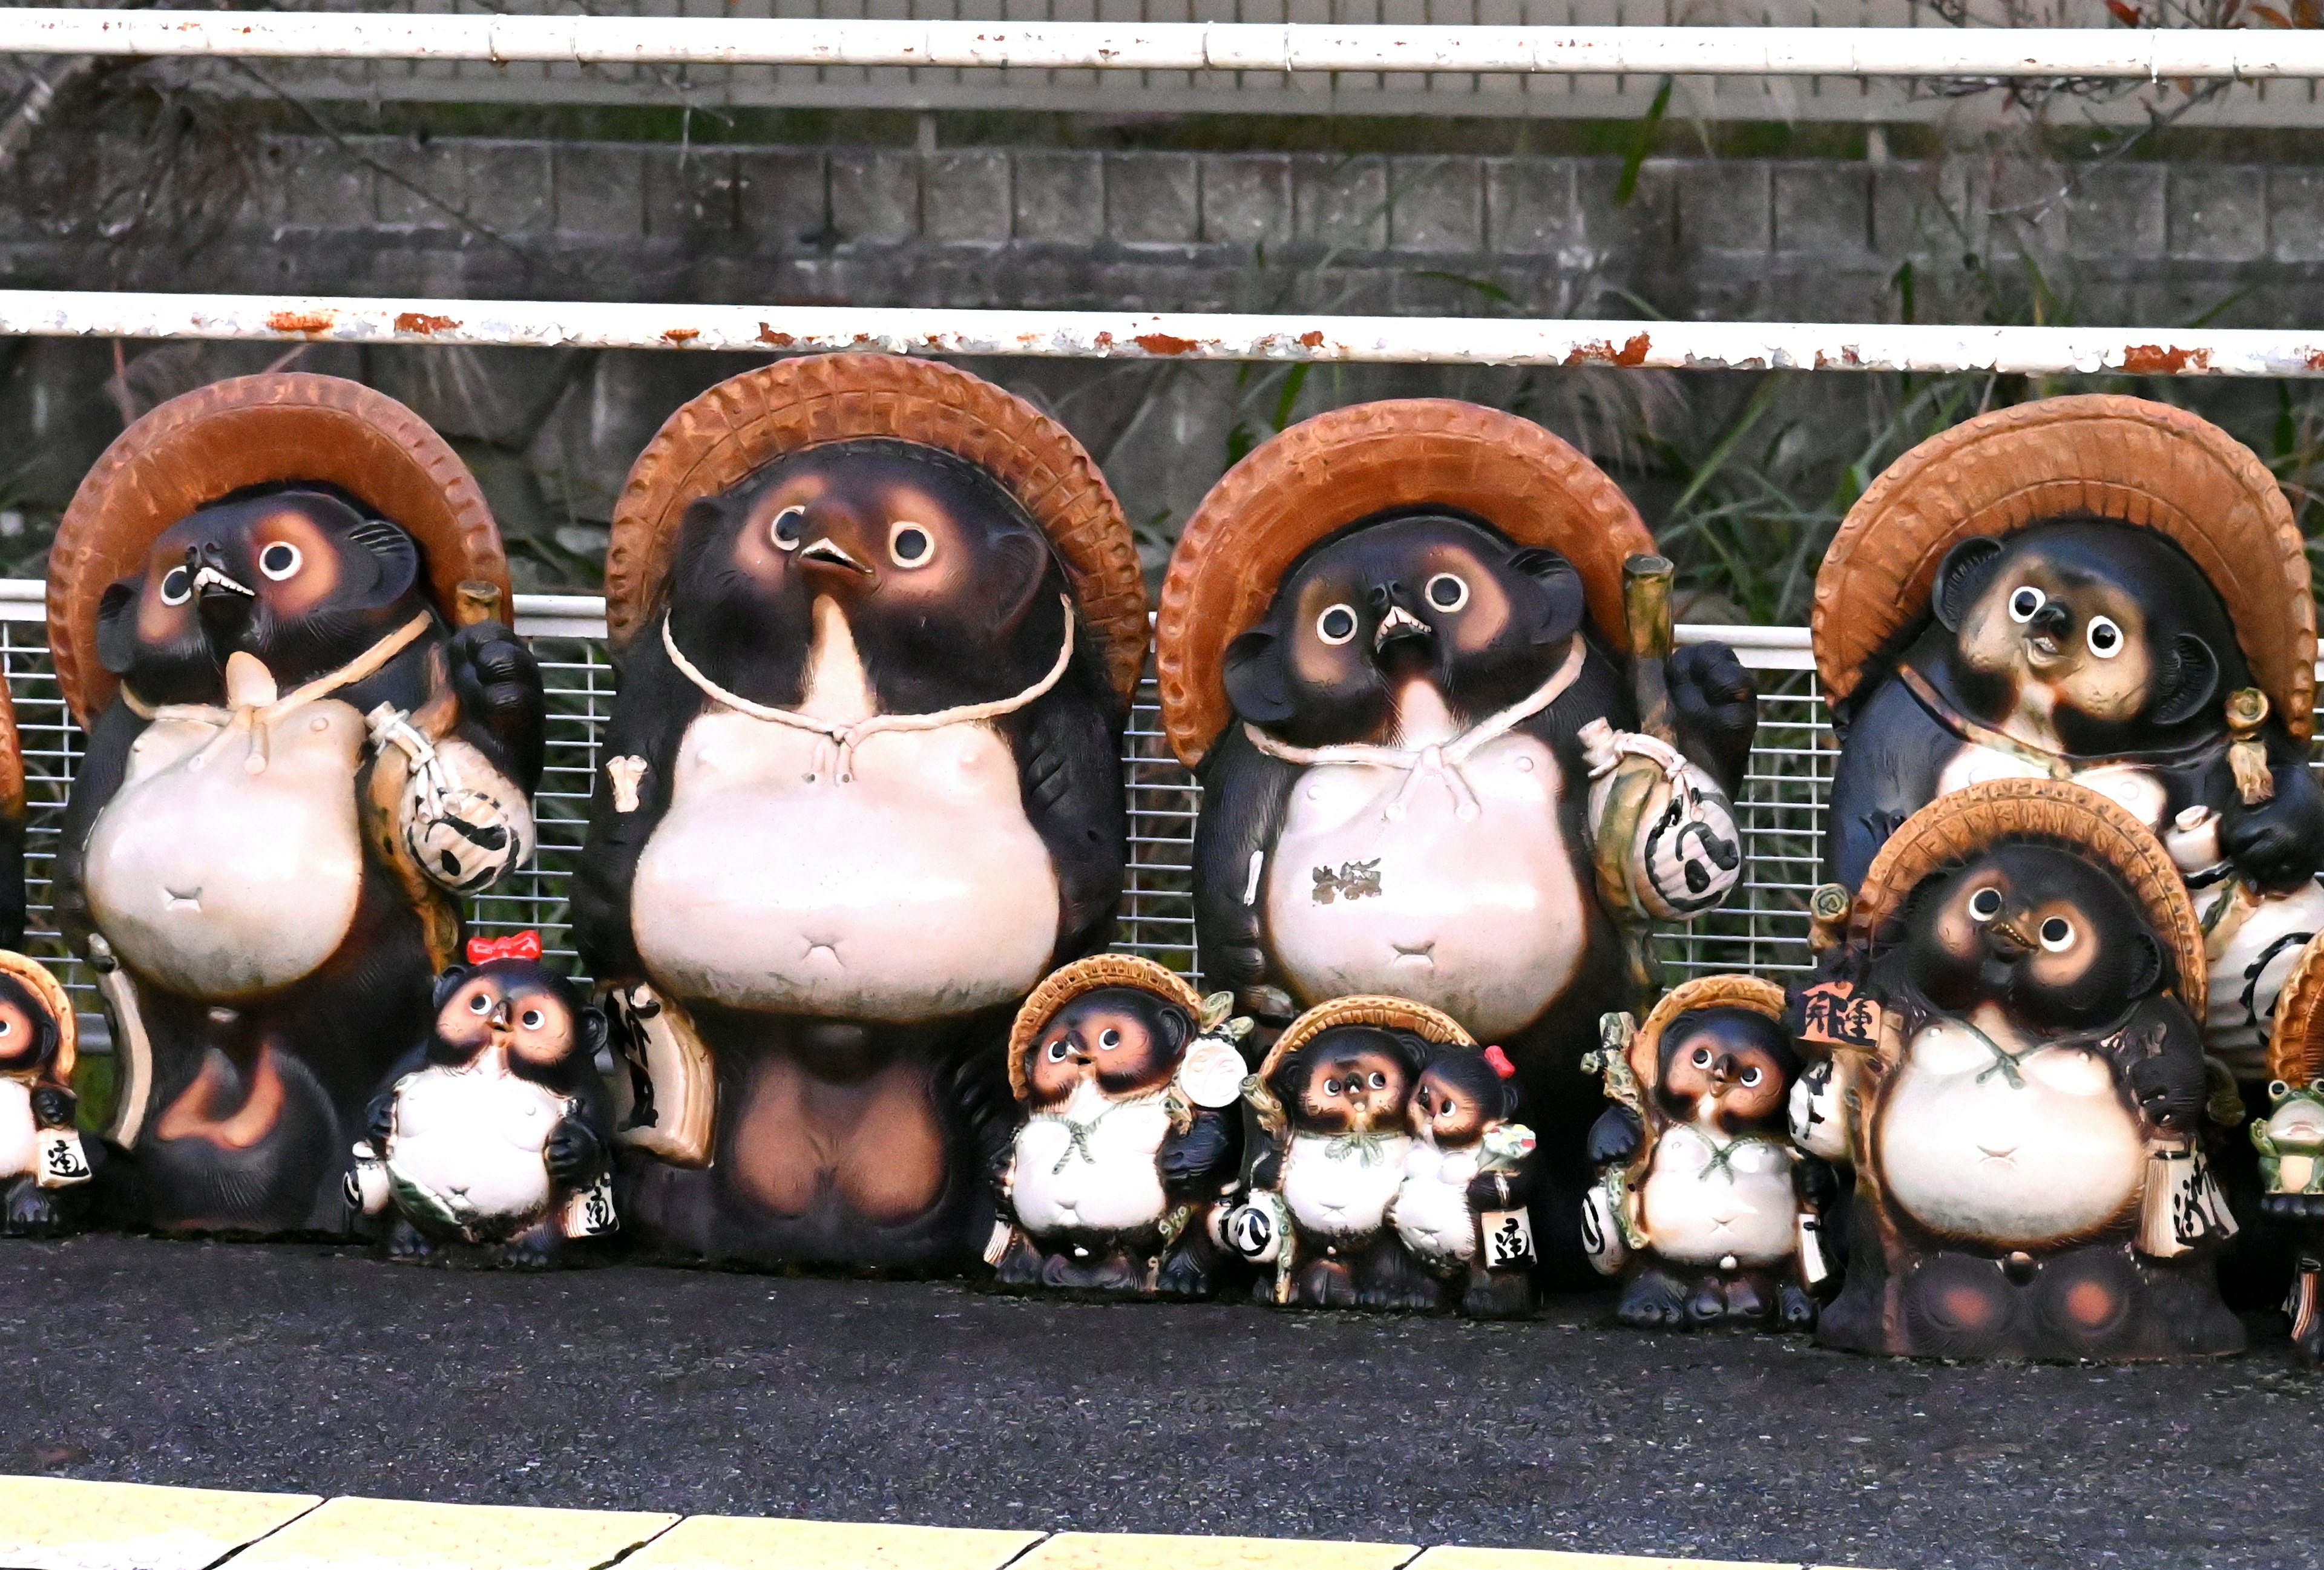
7,11,2324,81
8,290,2324,378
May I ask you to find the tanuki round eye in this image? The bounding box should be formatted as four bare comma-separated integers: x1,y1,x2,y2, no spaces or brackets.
888,522,934,568
0,1019,14,1038
1368,1071,1388,1090
1098,1028,1121,1050
770,505,806,551
467,993,493,1015
1968,887,2003,922
1425,573,1469,612
1322,1078,1343,1096
2086,616,2123,659
2008,586,2045,623
1045,1040,1069,1062
259,542,301,581
519,1008,545,1030
1316,604,1358,646
1439,1099,1457,1117
1740,1066,1763,1087
2040,917,2075,951
160,566,192,606
1692,1046,1713,1068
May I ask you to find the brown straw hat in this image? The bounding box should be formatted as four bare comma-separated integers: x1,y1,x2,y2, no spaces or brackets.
1006,954,1206,1103
0,952,77,1088
2267,938,2324,1089
1813,395,2312,738
607,355,1148,704
1253,993,1475,1089
1154,399,1653,767
48,373,510,727
1851,777,2208,1022
1627,974,1787,1095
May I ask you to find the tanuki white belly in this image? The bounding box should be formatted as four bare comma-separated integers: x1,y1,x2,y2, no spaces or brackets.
1392,1143,1479,1265
387,1063,568,1225
632,709,1061,1022
1008,1085,1172,1235
1264,733,1585,1039
84,699,369,1002
1282,1131,1410,1240
1878,1019,2145,1248
0,1078,34,1180
1640,1125,1797,1267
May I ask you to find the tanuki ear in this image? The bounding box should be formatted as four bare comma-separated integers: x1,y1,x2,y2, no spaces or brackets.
2151,633,2219,728
1508,547,1586,646
1224,626,1296,725
432,965,473,1013
1932,536,2006,633
96,580,141,677
2125,931,2165,1000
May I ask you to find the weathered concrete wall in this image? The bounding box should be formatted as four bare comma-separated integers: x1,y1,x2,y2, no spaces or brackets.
0,130,2306,587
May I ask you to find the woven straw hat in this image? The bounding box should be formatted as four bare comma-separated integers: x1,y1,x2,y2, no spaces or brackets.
1813,394,2312,739
1006,954,1205,1103
2267,938,2324,1088
1851,777,2208,1022
1154,399,1652,767
1627,974,1787,1094
0,952,77,1087
49,373,510,728
1253,993,1475,1090
607,355,1147,704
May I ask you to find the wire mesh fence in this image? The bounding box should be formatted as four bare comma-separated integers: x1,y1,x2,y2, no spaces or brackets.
1,585,1828,1033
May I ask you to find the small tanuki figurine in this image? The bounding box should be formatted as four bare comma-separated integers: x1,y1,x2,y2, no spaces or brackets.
1582,976,1825,1331
1155,400,1756,1283
50,373,545,1236
1224,996,1539,1315
1805,778,2242,1361
2248,938,2324,1359
0,954,95,1235
1814,395,2324,1084
575,355,1146,1272
348,932,615,1267
987,954,1248,1298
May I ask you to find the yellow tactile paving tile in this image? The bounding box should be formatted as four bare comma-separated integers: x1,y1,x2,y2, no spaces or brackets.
1017,1532,1419,1570
225,1494,680,1570
1408,1548,1879,1570
0,1476,321,1570
623,1514,1043,1570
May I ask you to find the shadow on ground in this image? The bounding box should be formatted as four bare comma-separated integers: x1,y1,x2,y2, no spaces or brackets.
3,1236,2316,1570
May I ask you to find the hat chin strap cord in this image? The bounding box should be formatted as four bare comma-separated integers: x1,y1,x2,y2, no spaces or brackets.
661,594,1078,784
1240,635,1587,823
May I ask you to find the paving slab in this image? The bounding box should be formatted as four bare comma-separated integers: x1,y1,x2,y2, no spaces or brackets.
226,1496,677,1570
0,1476,320,1570
625,1514,1041,1570
1019,1534,1416,1570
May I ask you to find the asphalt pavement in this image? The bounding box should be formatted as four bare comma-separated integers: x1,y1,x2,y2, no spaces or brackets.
4,1235,2322,1570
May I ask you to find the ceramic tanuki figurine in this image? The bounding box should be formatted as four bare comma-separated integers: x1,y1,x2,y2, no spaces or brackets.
988,954,1247,1298
49,374,544,1237
2248,939,2324,1358
1224,996,1538,1315
1583,977,1826,1331
349,932,615,1267
1804,778,2242,1360
1155,400,1756,1283
574,355,1146,1272
1814,396,2324,1082
0,954,95,1235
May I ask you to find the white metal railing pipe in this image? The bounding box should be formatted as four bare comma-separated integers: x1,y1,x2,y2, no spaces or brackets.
5,291,2322,378
5,11,2324,80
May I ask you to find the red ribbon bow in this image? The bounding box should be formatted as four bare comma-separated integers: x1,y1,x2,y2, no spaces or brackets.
1482,1045,1518,1080
467,930,543,965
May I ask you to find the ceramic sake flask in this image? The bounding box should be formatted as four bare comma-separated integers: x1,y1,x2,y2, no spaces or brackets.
2251,939,2324,1359
1813,396,2324,1087
1154,400,1756,1285
574,355,1146,1272
1584,976,1830,1331
988,954,1248,1298
0,953,96,1235
51,374,544,1236
1222,995,1541,1316
349,932,617,1267
1801,777,2243,1360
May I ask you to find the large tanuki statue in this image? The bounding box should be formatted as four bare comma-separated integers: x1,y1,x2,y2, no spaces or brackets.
1155,399,1758,1281
1816,395,2324,1082
52,373,545,1234
575,355,1144,1271
1799,778,2240,1360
